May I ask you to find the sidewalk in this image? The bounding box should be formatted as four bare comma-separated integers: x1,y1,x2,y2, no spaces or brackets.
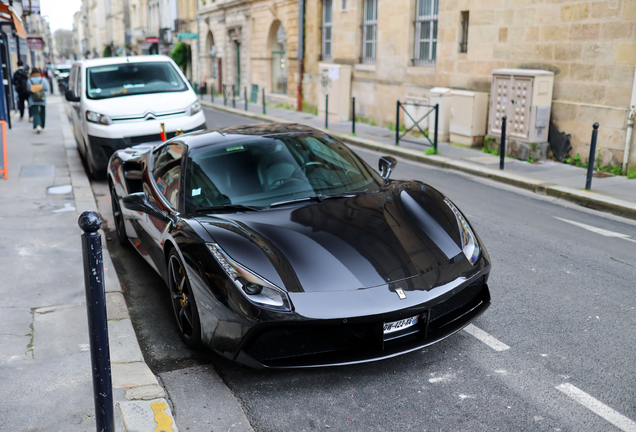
201,96,636,220
0,97,177,431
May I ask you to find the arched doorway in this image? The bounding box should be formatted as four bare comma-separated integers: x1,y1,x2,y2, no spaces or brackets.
268,21,287,95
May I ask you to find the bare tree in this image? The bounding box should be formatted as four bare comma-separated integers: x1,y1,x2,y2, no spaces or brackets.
54,29,74,60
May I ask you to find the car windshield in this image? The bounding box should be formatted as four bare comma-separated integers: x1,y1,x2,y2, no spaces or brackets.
86,61,188,100
56,67,70,74
184,133,383,212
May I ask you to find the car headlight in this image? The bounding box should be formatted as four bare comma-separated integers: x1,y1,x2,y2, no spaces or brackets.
86,110,113,125
185,101,201,116
444,198,481,265
206,243,292,312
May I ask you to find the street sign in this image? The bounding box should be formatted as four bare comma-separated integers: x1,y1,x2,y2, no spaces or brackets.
145,37,159,44
178,32,197,40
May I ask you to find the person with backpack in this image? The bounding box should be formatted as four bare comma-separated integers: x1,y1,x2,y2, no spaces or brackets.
11,60,30,121
27,67,49,133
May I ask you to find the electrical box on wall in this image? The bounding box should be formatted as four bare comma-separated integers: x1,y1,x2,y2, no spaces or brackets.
318,63,352,122
428,87,452,142
449,90,489,147
488,69,554,144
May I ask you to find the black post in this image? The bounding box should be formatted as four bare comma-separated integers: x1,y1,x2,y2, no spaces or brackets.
78,212,114,432
232,85,235,109
223,84,226,106
325,94,329,129
433,103,439,154
500,115,507,170
352,97,356,135
211,86,214,103
396,101,400,145
262,88,266,115
585,123,600,190
244,87,248,111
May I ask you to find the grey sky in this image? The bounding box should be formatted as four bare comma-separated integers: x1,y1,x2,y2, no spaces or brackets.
40,0,82,32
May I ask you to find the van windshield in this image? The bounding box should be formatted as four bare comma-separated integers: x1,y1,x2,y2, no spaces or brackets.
86,62,188,100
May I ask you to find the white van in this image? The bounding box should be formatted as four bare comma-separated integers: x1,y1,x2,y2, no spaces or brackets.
65,56,206,177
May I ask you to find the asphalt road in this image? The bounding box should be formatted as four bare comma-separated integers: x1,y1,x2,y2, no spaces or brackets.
92,107,636,432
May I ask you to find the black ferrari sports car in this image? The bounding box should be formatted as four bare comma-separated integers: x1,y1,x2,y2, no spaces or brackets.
107,123,491,368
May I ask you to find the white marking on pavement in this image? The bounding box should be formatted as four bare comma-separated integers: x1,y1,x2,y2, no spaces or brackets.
554,217,636,243
556,383,636,432
463,324,510,351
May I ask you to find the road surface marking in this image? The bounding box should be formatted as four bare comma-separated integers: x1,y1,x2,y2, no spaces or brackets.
556,383,636,432
463,324,510,351
554,217,636,243
151,401,175,432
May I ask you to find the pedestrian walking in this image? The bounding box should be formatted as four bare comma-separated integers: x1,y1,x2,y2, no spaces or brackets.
27,67,49,134
11,60,30,121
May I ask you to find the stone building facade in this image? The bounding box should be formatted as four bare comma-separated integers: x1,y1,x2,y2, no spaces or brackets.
198,0,300,106
303,0,636,167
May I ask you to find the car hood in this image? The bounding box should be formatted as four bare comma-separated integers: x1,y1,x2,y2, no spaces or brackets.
196,181,483,294
85,91,195,118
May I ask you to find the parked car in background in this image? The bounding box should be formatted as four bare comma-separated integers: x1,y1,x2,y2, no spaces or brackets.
65,55,206,178
107,123,491,368
53,63,72,93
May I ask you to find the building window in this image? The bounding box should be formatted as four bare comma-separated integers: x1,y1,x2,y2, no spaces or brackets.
414,0,438,66
341,0,348,12
362,0,377,63
323,0,333,60
459,11,469,53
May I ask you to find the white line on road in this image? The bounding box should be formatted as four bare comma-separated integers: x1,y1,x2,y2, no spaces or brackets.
554,217,636,243
556,383,636,432
463,324,510,351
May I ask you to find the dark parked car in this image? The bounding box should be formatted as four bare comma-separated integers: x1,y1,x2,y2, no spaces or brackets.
108,123,491,368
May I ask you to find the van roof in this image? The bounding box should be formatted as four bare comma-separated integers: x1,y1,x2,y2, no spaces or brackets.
75,55,174,68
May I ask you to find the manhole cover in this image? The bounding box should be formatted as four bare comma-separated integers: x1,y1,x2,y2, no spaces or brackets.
20,165,55,177
31,142,47,146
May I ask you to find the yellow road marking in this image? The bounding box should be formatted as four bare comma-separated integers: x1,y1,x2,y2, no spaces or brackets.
151,401,175,432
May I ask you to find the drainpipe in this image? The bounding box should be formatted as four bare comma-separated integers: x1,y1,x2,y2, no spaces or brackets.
296,0,305,111
623,68,636,174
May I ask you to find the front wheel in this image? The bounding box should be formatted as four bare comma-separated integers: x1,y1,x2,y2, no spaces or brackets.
167,249,202,347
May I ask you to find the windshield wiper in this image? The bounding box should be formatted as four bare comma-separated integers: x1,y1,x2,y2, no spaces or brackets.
195,204,264,213
269,191,367,208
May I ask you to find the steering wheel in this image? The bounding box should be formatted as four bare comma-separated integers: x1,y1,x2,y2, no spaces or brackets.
269,177,305,188
299,161,330,173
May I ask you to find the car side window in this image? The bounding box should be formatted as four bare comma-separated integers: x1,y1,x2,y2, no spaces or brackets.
68,66,77,95
152,143,183,209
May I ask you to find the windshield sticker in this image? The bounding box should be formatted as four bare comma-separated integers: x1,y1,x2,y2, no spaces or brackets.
156,177,167,194
192,188,202,197
226,145,245,152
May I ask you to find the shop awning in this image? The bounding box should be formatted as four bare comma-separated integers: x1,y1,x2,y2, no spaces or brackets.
0,4,26,39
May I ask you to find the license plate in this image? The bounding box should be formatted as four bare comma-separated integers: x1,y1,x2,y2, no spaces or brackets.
383,315,419,334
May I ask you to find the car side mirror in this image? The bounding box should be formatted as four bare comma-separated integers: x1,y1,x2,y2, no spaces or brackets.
122,192,167,219
65,89,80,102
379,156,397,180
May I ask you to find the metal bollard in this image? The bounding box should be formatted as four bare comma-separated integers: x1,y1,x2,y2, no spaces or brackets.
395,101,400,146
433,103,439,154
232,85,236,109
500,115,507,170
585,123,600,190
244,87,248,111
352,97,356,135
78,211,114,432
325,94,329,129
223,84,226,106
262,88,266,115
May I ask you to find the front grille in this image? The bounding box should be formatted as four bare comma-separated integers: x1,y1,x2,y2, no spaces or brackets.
127,132,177,145
247,325,367,362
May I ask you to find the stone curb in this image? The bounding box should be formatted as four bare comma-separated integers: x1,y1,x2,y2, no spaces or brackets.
58,104,179,431
201,100,636,221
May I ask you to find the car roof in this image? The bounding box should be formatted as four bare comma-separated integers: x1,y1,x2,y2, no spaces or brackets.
74,55,175,68
177,123,323,150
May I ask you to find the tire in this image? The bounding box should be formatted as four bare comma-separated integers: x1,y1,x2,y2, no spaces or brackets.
167,249,202,347
110,183,129,247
